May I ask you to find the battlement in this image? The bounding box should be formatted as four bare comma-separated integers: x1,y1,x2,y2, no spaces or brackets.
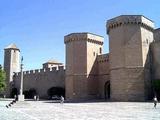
14,66,65,77
107,15,154,34
64,32,104,45
97,53,109,63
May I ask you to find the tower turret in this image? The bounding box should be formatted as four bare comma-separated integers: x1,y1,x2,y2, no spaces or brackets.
107,15,154,101
65,32,103,100
4,43,20,97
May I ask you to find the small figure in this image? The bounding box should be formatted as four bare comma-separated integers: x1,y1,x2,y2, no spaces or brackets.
14,95,17,99
14,95,18,101
153,96,158,108
36,95,39,101
60,96,64,104
34,95,37,101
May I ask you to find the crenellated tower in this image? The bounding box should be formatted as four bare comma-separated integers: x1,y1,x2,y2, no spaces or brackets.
107,15,154,101
151,28,160,80
64,33,104,100
4,44,20,97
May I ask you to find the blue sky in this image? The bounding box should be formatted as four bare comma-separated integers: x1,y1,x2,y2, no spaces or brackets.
0,0,160,70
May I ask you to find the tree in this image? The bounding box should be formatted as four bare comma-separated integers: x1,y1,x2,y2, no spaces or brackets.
0,65,6,93
47,86,65,99
23,88,37,99
11,88,18,98
28,88,37,98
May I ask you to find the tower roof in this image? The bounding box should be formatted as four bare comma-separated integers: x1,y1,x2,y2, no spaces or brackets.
4,43,20,51
43,59,63,65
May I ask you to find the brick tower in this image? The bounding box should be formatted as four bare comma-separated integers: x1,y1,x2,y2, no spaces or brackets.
107,15,154,101
4,44,20,97
64,33,103,100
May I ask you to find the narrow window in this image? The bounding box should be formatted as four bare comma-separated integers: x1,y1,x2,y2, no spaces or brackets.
93,52,95,56
99,47,102,54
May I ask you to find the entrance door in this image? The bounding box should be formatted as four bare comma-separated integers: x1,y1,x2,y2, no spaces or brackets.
104,81,110,99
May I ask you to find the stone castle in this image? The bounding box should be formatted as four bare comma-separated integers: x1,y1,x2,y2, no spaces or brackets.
3,15,160,101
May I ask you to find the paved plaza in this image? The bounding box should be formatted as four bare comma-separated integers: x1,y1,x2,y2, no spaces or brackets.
0,99,160,120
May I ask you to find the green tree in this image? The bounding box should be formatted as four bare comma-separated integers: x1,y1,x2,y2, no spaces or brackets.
47,86,65,99
0,64,6,92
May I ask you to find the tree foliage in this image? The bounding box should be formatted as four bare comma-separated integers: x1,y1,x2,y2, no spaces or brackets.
47,86,65,99
23,88,37,99
0,65,6,92
11,87,18,98
28,88,37,98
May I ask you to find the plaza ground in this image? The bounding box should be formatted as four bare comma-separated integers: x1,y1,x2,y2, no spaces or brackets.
0,99,160,120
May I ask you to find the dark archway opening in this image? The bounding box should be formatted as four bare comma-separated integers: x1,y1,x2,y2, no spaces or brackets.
47,87,65,99
104,81,110,100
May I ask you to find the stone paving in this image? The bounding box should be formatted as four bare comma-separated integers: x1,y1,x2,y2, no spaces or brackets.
0,100,160,120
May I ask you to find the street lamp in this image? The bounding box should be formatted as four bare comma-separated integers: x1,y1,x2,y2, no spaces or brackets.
18,56,24,101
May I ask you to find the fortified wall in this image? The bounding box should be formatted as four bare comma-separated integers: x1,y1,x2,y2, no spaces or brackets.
13,63,65,99
96,53,110,99
64,33,111,100
4,15,160,101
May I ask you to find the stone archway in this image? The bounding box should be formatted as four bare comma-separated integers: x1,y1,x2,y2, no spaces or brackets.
104,81,110,100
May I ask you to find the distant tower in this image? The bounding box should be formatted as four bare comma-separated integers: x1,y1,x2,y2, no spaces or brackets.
4,44,20,97
107,15,154,101
64,33,103,100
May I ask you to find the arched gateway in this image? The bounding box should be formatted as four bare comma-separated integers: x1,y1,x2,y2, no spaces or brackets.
104,81,110,100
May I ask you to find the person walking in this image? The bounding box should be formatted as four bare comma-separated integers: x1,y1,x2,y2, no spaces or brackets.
60,96,64,104
153,96,158,108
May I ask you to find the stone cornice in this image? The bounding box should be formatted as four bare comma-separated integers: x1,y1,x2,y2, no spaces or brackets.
64,33,103,45
65,38,103,45
4,48,20,52
107,15,154,34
